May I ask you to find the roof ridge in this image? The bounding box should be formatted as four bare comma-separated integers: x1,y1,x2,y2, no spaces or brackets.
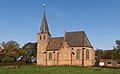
103,50,113,51
66,31,84,33
51,37,64,38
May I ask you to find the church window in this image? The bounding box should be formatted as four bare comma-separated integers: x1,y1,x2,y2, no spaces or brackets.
76,49,80,59
49,52,52,59
86,49,89,59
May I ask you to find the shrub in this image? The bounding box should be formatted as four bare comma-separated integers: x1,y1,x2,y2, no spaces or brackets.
1,56,15,63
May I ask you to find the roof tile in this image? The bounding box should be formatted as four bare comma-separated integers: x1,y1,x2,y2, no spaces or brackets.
46,37,64,51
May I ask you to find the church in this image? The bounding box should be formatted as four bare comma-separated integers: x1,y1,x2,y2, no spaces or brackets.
37,12,95,66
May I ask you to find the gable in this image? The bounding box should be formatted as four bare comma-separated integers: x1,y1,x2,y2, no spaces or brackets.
83,32,92,47
58,41,72,60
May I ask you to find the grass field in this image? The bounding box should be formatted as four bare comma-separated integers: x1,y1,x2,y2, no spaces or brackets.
0,66,120,74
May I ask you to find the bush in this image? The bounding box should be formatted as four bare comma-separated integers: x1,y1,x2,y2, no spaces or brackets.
1,56,15,63
0,55,4,63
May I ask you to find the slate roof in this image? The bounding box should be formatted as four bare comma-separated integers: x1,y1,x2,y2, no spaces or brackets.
46,37,64,51
40,12,49,33
46,31,92,51
100,50,112,59
65,31,92,47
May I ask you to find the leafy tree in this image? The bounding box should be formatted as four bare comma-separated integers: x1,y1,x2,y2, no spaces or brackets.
95,49,103,66
0,44,4,63
112,40,120,59
116,40,120,49
0,40,20,63
1,55,15,63
21,42,37,63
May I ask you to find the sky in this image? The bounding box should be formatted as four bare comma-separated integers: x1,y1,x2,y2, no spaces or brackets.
0,0,120,50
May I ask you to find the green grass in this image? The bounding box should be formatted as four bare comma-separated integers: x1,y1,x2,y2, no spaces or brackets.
0,66,120,74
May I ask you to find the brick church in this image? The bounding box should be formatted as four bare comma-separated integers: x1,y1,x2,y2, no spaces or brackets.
37,12,95,66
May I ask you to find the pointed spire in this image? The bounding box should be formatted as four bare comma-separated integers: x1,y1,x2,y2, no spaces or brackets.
40,4,50,34
40,12,49,33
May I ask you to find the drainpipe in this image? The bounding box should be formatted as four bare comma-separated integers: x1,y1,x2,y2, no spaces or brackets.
53,51,55,65
71,52,72,65
57,52,59,65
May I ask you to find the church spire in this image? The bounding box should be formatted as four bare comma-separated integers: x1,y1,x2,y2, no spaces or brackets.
40,4,50,35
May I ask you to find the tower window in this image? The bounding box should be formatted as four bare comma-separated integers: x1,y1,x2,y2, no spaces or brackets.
44,35,45,39
40,35,42,40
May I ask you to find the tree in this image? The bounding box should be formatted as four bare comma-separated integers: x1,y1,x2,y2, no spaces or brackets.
112,40,120,59
95,49,103,66
1,56,15,63
0,44,4,63
21,42,37,63
0,40,20,63
116,40,120,49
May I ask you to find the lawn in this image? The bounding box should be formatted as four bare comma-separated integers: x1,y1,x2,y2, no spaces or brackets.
0,66,120,74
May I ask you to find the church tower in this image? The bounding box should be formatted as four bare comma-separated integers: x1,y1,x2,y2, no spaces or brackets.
37,11,51,65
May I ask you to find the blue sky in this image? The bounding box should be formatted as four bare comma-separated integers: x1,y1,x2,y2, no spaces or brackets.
0,0,120,49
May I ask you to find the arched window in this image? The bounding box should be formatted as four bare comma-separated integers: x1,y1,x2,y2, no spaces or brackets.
76,49,80,59
40,35,41,40
43,35,45,39
86,49,89,59
49,52,52,59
